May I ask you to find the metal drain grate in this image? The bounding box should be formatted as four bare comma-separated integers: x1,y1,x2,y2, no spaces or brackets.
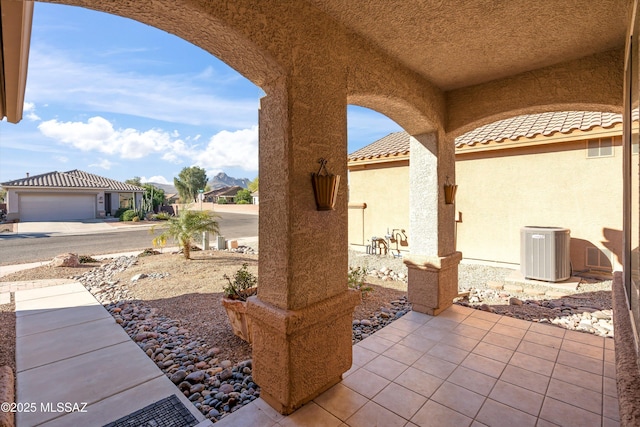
103,394,199,427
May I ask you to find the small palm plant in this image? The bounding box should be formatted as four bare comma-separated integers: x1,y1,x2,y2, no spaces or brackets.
151,210,220,259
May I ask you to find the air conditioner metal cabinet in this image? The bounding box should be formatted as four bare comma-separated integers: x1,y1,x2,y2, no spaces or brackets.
520,227,571,282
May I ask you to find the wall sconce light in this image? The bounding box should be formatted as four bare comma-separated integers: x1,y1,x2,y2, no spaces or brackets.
444,176,457,205
98,196,104,203
311,158,340,211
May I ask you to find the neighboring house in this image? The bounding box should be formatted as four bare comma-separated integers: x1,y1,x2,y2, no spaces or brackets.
348,111,626,273
203,186,244,203
164,193,179,204
251,190,259,205
1,170,144,221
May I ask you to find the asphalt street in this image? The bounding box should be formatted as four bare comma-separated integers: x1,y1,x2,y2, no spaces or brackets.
0,212,258,265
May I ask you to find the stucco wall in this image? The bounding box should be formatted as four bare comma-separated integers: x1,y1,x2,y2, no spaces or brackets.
348,136,624,272
456,137,623,271
348,160,410,253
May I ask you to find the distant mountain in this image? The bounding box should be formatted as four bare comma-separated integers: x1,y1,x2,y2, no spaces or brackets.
209,172,250,190
146,182,177,194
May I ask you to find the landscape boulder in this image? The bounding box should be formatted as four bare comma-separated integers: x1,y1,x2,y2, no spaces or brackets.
50,253,80,268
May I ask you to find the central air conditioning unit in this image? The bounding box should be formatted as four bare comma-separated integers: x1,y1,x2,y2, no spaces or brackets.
520,226,571,282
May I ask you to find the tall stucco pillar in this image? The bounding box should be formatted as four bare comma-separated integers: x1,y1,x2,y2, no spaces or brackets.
404,132,461,315
247,77,360,414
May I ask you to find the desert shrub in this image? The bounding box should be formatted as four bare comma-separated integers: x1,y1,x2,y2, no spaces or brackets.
79,255,99,263
154,212,171,220
121,209,138,221
236,200,249,204
217,198,228,204
348,266,372,295
114,207,129,218
223,263,258,301
132,216,140,222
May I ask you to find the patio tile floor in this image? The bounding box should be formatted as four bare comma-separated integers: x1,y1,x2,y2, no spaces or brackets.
215,305,619,427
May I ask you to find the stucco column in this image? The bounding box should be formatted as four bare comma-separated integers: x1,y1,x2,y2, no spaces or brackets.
246,76,360,414
404,132,461,315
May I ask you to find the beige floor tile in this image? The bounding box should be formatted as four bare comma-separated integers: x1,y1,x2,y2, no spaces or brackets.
447,366,497,396
394,367,444,398
383,343,425,366
517,340,559,362
604,337,615,350
375,326,409,343
399,311,433,325
605,348,615,363
426,317,461,331
603,416,621,427
462,316,495,331
471,342,514,364
482,331,521,351
352,345,379,367
364,355,409,380
460,353,506,378
452,323,488,341
604,362,616,379
563,330,605,347
444,304,475,316
496,315,531,330
341,368,390,399
603,394,620,421
475,399,537,427
279,402,341,427
410,400,473,427
552,363,602,393
444,333,479,352
372,382,428,419
556,350,603,375
253,398,286,423
539,397,601,427
427,343,469,365
431,382,485,418
346,401,406,427
499,365,550,395
528,322,566,338
437,309,469,323
535,419,561,427
488,380,544,416
560,339,603,360
546,378,602,414
523,330,563,349
468,309,500,322
509,352,555,377
491,323,528,339
313,383,368,422
387,318,424,333
357,335,395,354
412,324,451,341
412,354,458,379
399,334,439,353
470,421,489,427
603,376,618,398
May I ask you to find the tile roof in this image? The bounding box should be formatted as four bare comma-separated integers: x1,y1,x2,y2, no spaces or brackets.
348,111,625,161
0,170,144,192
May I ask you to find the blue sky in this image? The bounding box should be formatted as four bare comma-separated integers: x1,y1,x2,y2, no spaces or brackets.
0,3,401,186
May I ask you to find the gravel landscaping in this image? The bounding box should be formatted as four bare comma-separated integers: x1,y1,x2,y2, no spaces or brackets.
0,248,614,423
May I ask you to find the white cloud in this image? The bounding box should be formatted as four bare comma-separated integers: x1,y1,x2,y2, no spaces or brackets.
89,158,114,170
141,175,171,185
26,46,259,129
37,116,259,174
23,102,41,121
195,126,259,172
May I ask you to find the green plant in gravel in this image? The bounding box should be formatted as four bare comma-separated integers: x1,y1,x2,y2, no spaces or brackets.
121,209,138,222
223,263,258,301
151,209,220,259
348,266,373,295
153,212,171,220
78,255,99,263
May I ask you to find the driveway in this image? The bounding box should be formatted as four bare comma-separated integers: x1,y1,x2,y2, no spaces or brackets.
12,219,153,235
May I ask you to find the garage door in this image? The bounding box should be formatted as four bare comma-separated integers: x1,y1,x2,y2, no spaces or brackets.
20,194,96,221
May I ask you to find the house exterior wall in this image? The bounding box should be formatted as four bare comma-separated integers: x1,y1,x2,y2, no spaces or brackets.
348,133,624,272
456,136,623,271
348,160,410,252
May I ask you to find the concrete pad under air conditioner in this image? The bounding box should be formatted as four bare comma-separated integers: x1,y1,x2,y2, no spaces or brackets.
505,270,581,291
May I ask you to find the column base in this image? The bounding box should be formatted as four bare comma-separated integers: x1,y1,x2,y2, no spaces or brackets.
246,290,361,414
404,252,462,316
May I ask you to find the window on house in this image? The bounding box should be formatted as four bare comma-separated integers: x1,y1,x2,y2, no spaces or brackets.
586,137,613,158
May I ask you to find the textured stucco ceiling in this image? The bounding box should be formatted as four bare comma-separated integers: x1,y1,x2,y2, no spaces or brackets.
308,0,629,90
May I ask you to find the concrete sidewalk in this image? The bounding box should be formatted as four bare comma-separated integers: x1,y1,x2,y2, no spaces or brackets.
13,281,213,427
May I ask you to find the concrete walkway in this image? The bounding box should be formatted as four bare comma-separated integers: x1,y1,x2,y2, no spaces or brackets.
12,280,213,427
